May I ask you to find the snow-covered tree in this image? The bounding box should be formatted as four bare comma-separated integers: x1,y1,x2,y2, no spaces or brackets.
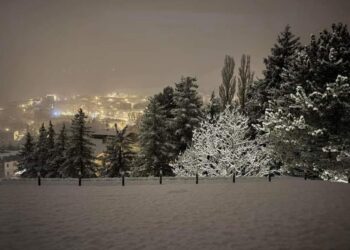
282,23,350,96
18,132,36,177
61,109,96,178
172,76,203,153
172,107,271,177
260,75,350,174
104,125,136,177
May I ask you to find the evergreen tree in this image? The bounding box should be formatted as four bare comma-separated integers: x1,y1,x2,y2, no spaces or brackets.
263,25,301,91
246,26,301,121
172,76,203,153
18,132,36,177
104,125,136,177
260,75,350,175
33,123,49,176
48,124,67,177
154,86,178,160
46,120,56,176
219,55,236,109
154,86,176,115
62,109,96,178
259,24,350,177
139,97,172,175
47,121,55,151
283,23,350,94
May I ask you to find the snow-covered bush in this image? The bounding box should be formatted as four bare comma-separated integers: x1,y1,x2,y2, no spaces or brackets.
171,107,271,177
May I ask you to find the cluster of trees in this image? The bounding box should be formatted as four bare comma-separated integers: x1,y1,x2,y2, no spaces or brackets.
18,109,97,178
248,23,350,178
172,23,350,179
18,22,350,180
138,77,203,176
19,109,138,178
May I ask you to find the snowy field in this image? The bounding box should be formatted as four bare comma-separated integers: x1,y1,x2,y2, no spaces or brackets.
0,177,349,250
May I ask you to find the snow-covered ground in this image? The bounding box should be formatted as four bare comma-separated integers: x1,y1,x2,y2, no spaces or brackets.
0,177,349,250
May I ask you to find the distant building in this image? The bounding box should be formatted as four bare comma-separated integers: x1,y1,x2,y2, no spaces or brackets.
0,151,20,178
3,161,18,178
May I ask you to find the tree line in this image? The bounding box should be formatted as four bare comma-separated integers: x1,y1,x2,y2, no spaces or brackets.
18,22,350,180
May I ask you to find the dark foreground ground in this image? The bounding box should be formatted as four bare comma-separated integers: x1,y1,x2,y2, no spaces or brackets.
0,177,349,250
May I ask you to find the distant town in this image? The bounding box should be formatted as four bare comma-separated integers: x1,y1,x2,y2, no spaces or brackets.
0,92,149,148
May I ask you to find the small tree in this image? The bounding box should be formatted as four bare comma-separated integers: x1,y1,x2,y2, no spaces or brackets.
104,125,136,177
33,123,49,176
18,132,36,177
46,121,56,176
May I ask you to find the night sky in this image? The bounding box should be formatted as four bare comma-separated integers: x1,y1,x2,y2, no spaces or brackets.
0,0,349,104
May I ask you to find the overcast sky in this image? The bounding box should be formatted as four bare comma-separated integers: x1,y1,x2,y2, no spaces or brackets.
0,0,349,104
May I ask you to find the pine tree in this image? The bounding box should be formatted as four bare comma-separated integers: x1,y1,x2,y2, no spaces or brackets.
33,123,49,176
139,97,172,175
47,121,55,151
49,124,67,177
260,23,350,177
154,86,178,161
246,26,301,123
219,55,236,109
46,120,56,176
263,25,301,91
62,109,96,178
172,76,203,153
18,132,36,177
283,23,350,94
104,125,136,177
